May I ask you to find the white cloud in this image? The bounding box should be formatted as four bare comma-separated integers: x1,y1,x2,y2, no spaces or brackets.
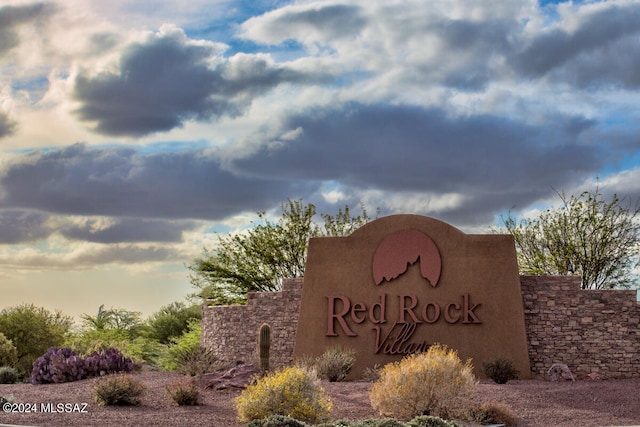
358,189,468,217
322,189,346,204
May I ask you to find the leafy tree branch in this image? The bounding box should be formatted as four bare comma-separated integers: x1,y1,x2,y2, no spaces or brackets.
189,199,375,305
503,187,639,289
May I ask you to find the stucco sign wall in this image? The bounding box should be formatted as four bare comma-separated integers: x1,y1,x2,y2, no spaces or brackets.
293,214,531,378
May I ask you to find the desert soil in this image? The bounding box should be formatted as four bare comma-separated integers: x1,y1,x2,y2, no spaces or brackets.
1,370,639,427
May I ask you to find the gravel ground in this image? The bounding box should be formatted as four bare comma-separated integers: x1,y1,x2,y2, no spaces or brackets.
1,371,639,427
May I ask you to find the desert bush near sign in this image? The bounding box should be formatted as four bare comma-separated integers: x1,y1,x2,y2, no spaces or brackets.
294,214,531,378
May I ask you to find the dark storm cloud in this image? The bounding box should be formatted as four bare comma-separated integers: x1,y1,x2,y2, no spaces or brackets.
58,217,196,244
0,143,305,220
248,4,366,41
435,19,512,90
438,19,510,51
0,209,196,244
0,112,16,138
0,209,196,245
73,27,316,137
0,3,54,56
552,35,640,88
512,3,640,88
283,4,365,35
0,210,51,244
233,103,607,223
72,244,178,265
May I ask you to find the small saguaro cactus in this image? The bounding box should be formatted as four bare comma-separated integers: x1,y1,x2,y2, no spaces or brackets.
258,324,271,372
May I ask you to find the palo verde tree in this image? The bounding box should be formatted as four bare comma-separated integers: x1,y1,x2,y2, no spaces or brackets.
503,188,640,289
189,199,374,305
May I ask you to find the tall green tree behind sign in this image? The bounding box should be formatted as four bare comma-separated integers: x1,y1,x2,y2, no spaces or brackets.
503,188,640,289
189,199,374,305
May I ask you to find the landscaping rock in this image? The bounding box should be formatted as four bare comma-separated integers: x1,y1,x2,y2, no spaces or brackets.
547,363,575,381
585,372,605,381
198,361,262,390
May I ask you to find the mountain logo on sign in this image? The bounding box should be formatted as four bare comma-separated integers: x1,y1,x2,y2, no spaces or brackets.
372,229,441,287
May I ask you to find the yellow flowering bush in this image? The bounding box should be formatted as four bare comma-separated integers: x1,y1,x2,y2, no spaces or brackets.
235,366,332,424
370,344,477,420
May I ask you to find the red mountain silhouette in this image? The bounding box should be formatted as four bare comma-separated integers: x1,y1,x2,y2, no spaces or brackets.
372,229,441,287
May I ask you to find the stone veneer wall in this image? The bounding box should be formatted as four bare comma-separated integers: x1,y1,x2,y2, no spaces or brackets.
521,275,640,379
200,278,303,370
202,276,640,378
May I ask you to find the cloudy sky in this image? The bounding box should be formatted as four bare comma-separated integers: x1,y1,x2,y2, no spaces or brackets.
1,0,639,321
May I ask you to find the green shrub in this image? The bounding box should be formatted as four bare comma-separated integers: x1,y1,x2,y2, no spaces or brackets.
316,421,354,427
361,363,381,382
166,379,200,406
315,346,356,382
0,366,19,384
65,329,164,367
80,305,144,338
406,415,460,427
0,304,72,376
173,345,221,377
145,301,202,344
293,354,316,371
483,358,519,384
162,319,201,371
93,374,145,406
355,419,406,427
0,333,18,369
369,344,477,420
247,414,309,427
160,318,224,376
235,366,332,424
125,336,166,368
468,401,518,426
315,417,460,427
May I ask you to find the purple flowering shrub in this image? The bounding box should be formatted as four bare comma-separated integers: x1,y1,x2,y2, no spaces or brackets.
31,347,137,384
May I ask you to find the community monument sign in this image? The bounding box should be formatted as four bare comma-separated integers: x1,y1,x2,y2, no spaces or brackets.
293,214,531,378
